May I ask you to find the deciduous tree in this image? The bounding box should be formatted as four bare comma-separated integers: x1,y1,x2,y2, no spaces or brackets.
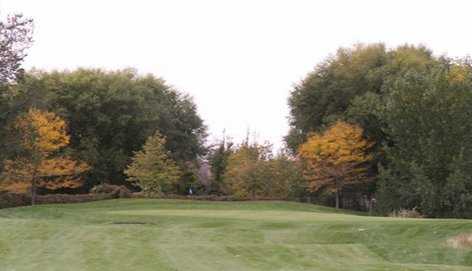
0,14,33,84
223,142,304,200
1,108,89,204
286,43,437,152
299,121,373,208
375,67,472,217
207,135,233,193
125,132,181,195
11,69,207,187
224,142,271,199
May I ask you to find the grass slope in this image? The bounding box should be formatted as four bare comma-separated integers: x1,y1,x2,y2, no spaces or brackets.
1,199,472,270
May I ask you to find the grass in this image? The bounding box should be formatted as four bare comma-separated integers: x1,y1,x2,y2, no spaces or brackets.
1,199,472,270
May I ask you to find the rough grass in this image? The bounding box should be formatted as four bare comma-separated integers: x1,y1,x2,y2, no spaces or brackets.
1,199,472,270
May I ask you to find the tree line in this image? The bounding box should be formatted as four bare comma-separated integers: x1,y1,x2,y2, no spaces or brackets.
0,15,207,200
287,43,472,218
0,67,208,195
3,14,472,218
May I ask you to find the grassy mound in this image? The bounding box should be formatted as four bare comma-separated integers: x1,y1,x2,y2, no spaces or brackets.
1,199,472,270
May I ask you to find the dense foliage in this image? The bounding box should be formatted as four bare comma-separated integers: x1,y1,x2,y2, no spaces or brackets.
375,66,472,217
2,9,472,218
289,43,472,217
223,141,304,200
1,109,88,204
1,69,206,188
206,137,233,193
125,132,181,195
299,121,373,208
286,43,436,152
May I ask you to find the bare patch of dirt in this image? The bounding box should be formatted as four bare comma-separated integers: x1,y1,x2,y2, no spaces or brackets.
446,233,472,249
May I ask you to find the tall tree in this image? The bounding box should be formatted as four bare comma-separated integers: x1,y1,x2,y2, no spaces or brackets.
224,142,272,199
264,152,305,200
375,65,472,217
207,136,233,193
10,69,207,187
286,43,472,216
1,108,88,204
223,142,304,200
0,14,33,84
298,121,373,209
125,132,181,195
0,14,33,165
286,43,436,152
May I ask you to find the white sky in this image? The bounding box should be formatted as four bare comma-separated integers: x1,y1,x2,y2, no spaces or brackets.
2,0,472,148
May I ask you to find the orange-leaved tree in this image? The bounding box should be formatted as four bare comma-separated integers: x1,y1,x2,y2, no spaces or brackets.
1,108,89,205
298,121,373,209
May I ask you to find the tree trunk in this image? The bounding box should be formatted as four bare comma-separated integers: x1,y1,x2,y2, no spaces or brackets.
335,189,340,209
31,176,37,206
334,177,341,209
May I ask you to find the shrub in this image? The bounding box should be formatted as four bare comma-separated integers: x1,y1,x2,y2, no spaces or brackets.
0,192,117,209
0,192,29,208
389,208,424,218
90,183,131,198
35,193,113,204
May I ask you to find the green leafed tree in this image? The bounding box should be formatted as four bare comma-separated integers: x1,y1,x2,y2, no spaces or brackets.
0,14,34,166
223,140,304,200
285,43,472,216
223,141,272,199
375,65,472,217
125,132,181,195
7,69,206,187
207,135,233,194
286,43,437,152
0,14,33,85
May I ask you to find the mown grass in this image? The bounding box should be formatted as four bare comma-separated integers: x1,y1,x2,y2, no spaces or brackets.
1,199,472,270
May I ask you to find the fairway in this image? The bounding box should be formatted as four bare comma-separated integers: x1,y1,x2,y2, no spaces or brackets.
1,200,472,271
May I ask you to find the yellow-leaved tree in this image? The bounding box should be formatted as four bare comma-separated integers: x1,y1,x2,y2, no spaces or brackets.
223,143,269,199
124,132,181,196
1,108,89,205
298,121,373,209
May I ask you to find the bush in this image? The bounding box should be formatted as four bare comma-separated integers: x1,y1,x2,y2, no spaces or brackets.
0,192,116,209
0,192,29,208
0,184,132,209
389,208,424,218
130,193,288,201
35,193,114,204
90,184,131,198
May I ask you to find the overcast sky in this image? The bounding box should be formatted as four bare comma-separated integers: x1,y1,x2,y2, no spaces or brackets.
2,0,472,148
